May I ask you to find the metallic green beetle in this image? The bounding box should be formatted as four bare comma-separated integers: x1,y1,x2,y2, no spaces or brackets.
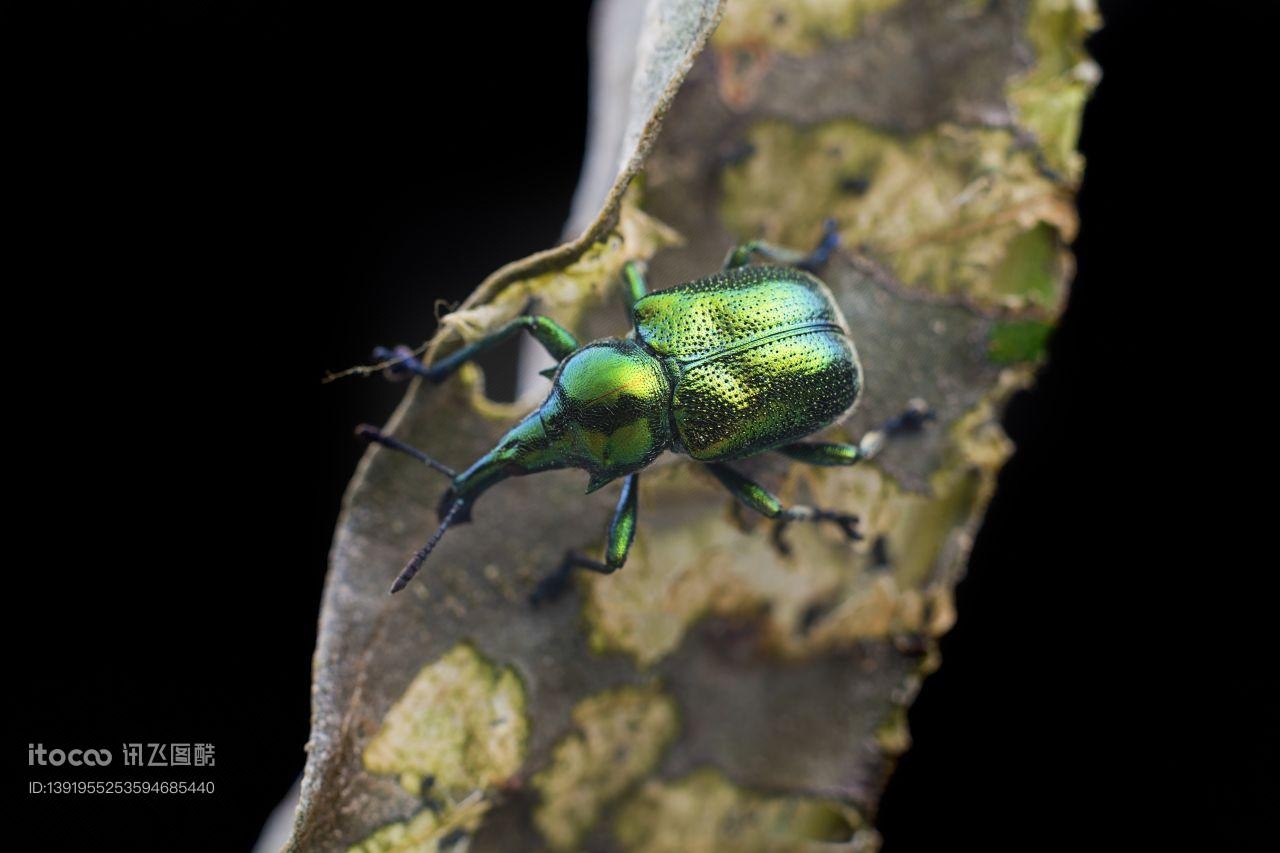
360,222,928,600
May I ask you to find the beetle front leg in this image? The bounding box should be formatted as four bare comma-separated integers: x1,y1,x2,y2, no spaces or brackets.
704,462,861,556
529,473,640,606
722,218,841,272
373,315,580,383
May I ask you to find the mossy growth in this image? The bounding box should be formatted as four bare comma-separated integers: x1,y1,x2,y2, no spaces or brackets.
988,319,1053,365
613,767,875,852
362,642,528,797
712,0,905,56
721,120,1077,310
533,684,680,850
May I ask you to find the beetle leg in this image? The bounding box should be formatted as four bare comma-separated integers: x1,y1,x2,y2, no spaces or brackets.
721,218,841,272
355,424,457,477
775,441,866,466
704,462,861,556
372,315,580,383
529,473,639,606
856,398,935,458
621,261,648,316
770,507,862,556
777,399,934,465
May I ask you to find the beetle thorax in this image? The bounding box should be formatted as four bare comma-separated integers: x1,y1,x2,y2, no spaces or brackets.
541,339,672,490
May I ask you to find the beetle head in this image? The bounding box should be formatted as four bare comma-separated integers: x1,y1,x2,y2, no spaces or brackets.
442,339,671,522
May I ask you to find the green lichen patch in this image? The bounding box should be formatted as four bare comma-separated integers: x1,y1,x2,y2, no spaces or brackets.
712,0,904,56
988,318,1053,364
533,685,680,850
347,792,488,853
613,768,875,852
582,375,1022,667
989,222,1063,304
1008,0,1101,181
720,120,1077,310
362,643,528,797
874,705,913,757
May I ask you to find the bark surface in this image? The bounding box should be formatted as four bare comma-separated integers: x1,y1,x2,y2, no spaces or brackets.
289,1,1096,849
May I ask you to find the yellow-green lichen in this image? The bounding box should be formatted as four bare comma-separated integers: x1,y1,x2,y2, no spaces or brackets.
582,374,1023,667
533,685,680,850
1007,0,1101,181
874,705,912,756
988,318,1053,364
347,792,488,853
362,642,528,797
576,470,917,665
712,0,904,56
721,120,1077,310
613,768,876,852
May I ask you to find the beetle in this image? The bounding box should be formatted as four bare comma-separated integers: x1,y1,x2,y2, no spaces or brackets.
359,220,930,600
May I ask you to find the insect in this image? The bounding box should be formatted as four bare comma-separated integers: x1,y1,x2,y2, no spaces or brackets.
359,220,930,600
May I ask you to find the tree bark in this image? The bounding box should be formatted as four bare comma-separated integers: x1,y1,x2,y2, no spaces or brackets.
288,0,1096,849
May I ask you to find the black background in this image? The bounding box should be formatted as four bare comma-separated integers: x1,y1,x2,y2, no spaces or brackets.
7,3,1246,850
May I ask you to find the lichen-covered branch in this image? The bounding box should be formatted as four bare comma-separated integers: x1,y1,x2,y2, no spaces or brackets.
290,1,1095,850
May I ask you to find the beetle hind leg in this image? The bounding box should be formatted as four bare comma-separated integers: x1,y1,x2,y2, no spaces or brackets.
771,506,862,556
704,462,862,556
777,399,935,466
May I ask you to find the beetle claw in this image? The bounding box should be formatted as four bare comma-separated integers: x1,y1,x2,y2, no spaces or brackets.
834,514,863,541
796,217,842,271
528,553,579,607
373,344,421,382
772,508,862,554
883,399,936,435
771,520,796,555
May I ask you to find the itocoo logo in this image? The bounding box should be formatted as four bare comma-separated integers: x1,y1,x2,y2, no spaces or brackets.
28,744,113,766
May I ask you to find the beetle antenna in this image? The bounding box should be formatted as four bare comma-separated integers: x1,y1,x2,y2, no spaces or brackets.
390,499,464,594
356,424,457,478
